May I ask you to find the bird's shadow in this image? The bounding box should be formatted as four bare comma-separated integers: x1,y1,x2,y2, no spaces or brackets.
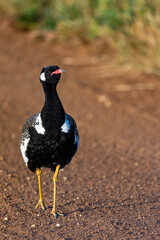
49,194,160,217
58,200,106,216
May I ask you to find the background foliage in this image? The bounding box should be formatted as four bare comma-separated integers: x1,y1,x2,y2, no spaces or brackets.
1,0,160,72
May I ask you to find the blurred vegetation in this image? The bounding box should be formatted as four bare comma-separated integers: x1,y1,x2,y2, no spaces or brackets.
1,0,160,72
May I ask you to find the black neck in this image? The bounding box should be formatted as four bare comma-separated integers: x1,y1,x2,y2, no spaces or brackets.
41,82,65,130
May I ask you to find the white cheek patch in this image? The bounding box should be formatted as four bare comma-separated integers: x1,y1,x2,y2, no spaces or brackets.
40,72,46,81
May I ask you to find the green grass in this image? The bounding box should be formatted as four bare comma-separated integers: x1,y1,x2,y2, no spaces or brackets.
1,0,160,73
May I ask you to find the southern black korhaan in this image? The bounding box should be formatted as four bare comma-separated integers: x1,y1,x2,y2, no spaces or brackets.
20,65,79,217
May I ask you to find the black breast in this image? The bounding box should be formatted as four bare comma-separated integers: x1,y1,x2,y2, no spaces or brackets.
26,114,79,172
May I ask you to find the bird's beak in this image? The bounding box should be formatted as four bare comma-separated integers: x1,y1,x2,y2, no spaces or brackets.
50,69,66,76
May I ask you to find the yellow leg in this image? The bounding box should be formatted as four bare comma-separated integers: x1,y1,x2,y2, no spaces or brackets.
35,168,47,210
51,165,63,217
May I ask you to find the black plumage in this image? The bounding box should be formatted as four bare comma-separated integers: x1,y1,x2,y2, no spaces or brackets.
26,113,78,172
20,65,79,217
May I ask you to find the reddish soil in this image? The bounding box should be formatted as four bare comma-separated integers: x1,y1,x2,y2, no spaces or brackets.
0,26,160,240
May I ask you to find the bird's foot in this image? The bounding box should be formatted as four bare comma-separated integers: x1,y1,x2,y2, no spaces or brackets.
35,200,48,210
51,209,64,218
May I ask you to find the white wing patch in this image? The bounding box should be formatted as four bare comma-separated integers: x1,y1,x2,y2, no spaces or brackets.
40,72,46,81
35,113,45,134
61,115,71,133
20,138,30,166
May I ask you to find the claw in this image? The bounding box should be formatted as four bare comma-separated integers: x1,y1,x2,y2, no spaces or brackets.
51,210,64,218
35,200,48,210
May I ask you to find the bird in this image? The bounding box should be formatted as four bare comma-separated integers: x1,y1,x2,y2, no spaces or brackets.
20,65,79,217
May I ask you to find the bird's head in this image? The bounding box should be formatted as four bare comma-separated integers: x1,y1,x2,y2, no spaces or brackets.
40,65,66,85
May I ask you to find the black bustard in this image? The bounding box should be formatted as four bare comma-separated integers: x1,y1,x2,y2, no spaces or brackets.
20,65,79,217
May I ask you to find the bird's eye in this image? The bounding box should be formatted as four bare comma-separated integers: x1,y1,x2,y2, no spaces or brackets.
45,69,50,74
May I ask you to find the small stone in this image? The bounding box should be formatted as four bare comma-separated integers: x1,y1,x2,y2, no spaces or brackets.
31,224,36,228
97,95,108,103
0,169,3,173
63,177,67,181
97,95,111,107
4,217,8,221
26,177,30,180
0,156,4,161
77,223,80,225
56,223,60,227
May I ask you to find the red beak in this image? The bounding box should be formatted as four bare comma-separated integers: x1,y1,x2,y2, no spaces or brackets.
50,69,66,76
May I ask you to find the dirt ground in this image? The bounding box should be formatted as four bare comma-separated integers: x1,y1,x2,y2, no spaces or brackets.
0,25,160,240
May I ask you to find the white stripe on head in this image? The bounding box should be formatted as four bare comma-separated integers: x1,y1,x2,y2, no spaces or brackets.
40,72,46,81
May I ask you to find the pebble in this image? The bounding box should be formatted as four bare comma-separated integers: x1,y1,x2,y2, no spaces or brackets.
31,224,36,228
97,95,112,108
56,223,60,227
0,156,4,161
4,217,8,221
63,177,67,181
97,95,108,103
